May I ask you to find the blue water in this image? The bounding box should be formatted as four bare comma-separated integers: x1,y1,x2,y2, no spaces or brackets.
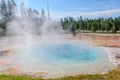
27,43,107,64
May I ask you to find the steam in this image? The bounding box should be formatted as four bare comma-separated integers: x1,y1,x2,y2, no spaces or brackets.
0,2,65,72
6,2,64,46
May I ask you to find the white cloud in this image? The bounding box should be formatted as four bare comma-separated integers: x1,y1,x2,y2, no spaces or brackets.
50,8,120,20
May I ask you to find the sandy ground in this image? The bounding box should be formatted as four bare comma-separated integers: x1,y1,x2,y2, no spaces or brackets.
63,33,120,47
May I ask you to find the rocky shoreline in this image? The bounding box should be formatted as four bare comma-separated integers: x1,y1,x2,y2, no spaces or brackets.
102,47,120,66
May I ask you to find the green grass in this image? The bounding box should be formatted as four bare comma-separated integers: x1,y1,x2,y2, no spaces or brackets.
0,67,120,80
0,75,43,80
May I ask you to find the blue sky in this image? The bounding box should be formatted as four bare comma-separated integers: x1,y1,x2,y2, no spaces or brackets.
14,0,120,20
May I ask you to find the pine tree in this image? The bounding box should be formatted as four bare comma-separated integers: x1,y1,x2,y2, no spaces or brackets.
0,0,8,20
7,0,16,19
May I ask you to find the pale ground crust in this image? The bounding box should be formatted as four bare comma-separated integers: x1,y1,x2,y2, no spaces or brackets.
0,33,119,78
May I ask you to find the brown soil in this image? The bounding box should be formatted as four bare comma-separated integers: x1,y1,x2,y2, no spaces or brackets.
66,34,120,47
90,35,120,47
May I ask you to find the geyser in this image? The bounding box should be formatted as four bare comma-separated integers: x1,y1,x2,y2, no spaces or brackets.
0,1,115,79
5,41,114,78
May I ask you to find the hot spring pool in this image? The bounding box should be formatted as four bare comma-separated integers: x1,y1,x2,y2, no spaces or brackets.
0,42,115,78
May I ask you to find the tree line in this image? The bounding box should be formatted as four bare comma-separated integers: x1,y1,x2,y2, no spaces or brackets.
0,0,120,35
0,0,48,35
0,0,16,31
60,16,120,33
